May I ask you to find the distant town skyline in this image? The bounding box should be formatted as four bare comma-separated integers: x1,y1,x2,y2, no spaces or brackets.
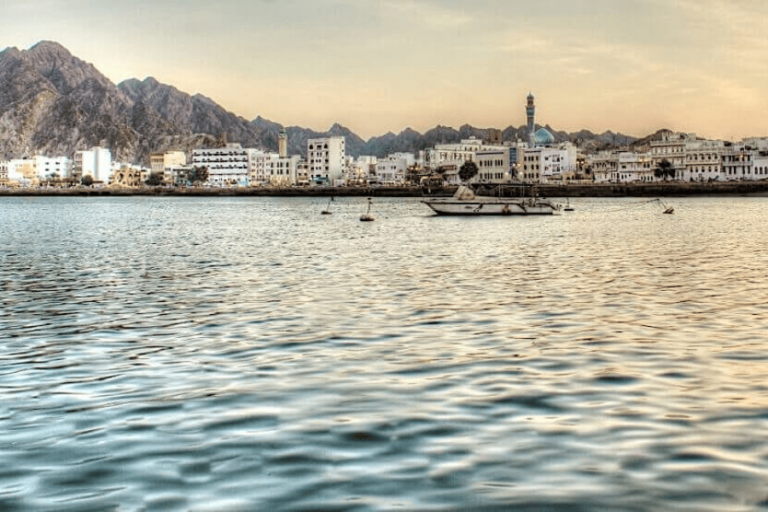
2,0,767,140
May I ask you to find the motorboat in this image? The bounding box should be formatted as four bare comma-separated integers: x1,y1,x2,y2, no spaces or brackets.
421,185,561,216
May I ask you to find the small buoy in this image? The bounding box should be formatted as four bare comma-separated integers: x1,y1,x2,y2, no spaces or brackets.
360,198,375,222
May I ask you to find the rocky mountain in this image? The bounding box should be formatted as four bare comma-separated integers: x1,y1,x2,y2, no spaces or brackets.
251,119,639,159
1,41,642,165
0,42,258,163
118,77,274,152
0,41,172,162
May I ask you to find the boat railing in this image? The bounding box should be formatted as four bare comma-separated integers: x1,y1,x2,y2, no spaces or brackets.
472,183,540,199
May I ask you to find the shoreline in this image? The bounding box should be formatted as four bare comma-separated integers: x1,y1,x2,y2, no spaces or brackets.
2,182,768,198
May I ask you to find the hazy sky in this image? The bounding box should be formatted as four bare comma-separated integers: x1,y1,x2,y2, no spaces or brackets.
3,0,767,139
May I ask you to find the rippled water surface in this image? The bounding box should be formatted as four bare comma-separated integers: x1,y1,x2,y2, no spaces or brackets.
2,195,768,511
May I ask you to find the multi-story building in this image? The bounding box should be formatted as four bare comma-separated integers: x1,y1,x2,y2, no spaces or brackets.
616,152,654,182
650,132,692,178
474,149,512,184
308,137,345,186
74,147,112,183
0,161,8,184
589,152,619,183
682,139,724,182
32,156,71,179
249,151,277,185
7,159,38,185
429,137,512,185
721,144,753,181
192,143,249,186
296,161,310,186
375,153,415,185
521,143,577,184
753,152,768,180
149,151,187,183
268,156,301,186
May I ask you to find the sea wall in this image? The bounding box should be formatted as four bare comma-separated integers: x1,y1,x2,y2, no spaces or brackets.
2,182,768,198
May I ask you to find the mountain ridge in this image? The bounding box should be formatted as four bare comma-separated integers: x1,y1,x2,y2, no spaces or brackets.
1,41,645,163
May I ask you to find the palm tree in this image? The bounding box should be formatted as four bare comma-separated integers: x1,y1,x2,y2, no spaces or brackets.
654,159,675,181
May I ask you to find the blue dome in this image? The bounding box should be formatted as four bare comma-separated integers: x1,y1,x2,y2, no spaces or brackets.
534,128,555,146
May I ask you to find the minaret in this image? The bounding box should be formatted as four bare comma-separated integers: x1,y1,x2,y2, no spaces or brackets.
526,93,536,148
278,128,288,158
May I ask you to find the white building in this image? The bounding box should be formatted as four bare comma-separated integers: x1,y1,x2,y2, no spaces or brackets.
650,132,693,178
75,147,112,183
521,144,577,184
754,153,768,180
296,161,310,186
33,155,71,179
347,156,377,185
375,153,415,185
249,151,277,185
308,137,345,186
0,161,8,183
589,152,618,183
7,159,37,185
268,155,301,186
682,139,724,182
192,143,250,186
149,151,187,183
616,152,654,182
428,137,512,185
721,144,753,181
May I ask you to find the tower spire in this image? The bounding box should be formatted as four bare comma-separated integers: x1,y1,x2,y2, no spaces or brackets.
526,92,536,148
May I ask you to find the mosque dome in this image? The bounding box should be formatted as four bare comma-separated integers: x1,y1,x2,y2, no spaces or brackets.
534,127,556,146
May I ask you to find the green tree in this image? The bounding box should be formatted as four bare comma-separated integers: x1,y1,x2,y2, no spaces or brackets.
654,159,675,181
81,175,94,186
146,173,163,186
458,160,479,183
190,166,209,185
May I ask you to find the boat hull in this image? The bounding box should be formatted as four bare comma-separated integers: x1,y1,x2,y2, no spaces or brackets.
422,200,558,216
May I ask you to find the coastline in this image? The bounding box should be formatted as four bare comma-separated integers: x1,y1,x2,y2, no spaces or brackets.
2,181,768,198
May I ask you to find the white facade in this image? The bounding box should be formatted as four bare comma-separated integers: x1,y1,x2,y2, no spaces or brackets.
0,161,8,183
616,152,654,182
33,156,71,179
308,137,346,185
7,159,37,185
375,153,415,185
521,144,577,184
650,132,693,177
721,145,753,181
682,139,724,182
429,137,512,185
754,153,768,180
75,147,112,183
192,143,249,186
5,156,72,183
249,151,277,185
268,156,301,186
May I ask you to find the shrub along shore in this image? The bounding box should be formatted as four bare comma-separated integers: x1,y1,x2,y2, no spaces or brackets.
2,181,768,198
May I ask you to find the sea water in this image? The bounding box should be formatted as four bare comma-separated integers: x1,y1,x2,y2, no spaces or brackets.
2,195,768,511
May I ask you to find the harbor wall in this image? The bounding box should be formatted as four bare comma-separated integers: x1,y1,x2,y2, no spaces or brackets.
2,182,768,197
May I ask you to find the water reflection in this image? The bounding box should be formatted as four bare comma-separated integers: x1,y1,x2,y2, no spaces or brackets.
1,195,768,511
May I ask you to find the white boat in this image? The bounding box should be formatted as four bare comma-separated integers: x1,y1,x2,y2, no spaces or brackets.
422,185,561,216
